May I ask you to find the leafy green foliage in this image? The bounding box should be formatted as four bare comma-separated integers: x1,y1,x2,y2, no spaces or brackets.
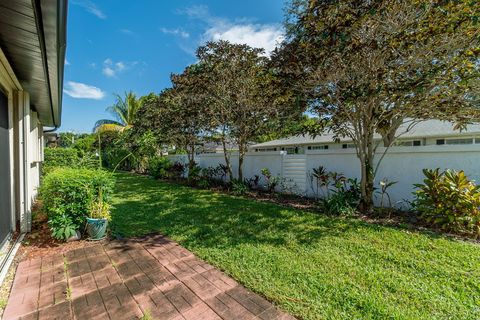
322,178,361,216
414,168,480,236
73,134,97,155
169,162,185,179
43,148,79,175
111,173,480,319
187,164,202,182
48,213,77,241
308,166,361,215
58,132,76,148
230,179,249,196
148,157,185,180
40,168,115,240
376,178,398,208
133,76,211,172
148,157,172,179
43,147,100,176
196,40,298,180
261,168,281,193
89,201,111,220
277,0,480,211
94,91,142,132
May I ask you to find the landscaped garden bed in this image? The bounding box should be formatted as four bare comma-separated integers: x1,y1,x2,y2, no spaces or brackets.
110,172,480,320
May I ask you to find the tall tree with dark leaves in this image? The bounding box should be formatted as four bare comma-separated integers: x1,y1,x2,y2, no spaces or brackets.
133,66,213,173
276,0,480,211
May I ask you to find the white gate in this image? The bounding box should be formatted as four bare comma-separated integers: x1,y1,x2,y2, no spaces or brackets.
282,154,307,195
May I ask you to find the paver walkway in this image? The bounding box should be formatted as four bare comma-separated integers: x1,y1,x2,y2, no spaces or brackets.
3,234,294,320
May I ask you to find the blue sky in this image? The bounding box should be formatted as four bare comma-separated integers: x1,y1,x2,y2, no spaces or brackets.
61,0,285,133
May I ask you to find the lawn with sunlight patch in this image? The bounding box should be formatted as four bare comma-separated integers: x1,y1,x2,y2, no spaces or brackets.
111,173,480,320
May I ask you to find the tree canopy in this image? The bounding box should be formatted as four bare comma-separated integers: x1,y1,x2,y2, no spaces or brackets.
276,0,480,210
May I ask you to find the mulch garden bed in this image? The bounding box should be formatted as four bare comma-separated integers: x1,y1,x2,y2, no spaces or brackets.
18,202,102,261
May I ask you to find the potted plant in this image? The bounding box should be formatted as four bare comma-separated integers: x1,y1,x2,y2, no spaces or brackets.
86,191,111,240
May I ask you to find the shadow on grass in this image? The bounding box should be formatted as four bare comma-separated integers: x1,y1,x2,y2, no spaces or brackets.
110,173,373,249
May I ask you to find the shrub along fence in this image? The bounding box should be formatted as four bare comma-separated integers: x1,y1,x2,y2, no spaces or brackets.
43,147,100,175
168,144,480,208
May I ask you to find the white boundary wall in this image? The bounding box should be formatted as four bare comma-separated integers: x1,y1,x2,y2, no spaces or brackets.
169,145,480,207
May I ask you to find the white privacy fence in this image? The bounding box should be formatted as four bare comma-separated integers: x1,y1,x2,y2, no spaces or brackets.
169,144,480,207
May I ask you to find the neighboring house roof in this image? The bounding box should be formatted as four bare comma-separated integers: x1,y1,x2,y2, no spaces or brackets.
252,120,480,148
0,0,67,128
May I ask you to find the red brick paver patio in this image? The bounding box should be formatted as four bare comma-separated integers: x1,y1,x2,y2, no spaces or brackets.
3,234,294,320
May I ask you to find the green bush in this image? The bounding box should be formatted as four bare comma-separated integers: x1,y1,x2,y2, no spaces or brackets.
73,134,97,154
43,148,79,175
413,168,480,236
148,157,172,179
170,162,185,179
231,179,249,195
43,147,100,176
77,152,101,170
40,168,115,240
325,178,361,215
188,164,202,182
261,168,280,193
48,213,77,240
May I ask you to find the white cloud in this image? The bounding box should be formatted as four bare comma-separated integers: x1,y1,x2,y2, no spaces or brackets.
65,58,70,66
72,0,106,19
205,24,284,54
102,59,137,78
102,59,121,77
120,29,134,35
102,66,115,77
180,5,209,19
64,81,105,100
160,28,190,39
181,5,284,55
115,62,125,71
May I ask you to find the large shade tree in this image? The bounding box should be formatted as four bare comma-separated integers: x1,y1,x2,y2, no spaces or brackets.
276,0,480,211
93,91,142,133
133,66,213,172
197,40,299,181
167,65,214,171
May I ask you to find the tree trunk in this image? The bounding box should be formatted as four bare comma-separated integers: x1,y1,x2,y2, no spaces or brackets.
359,154,375,212
187,143,196,175
238,152,244,182
381,117,403,147
221,137,233,181
238,140,246,182
357,130,375,213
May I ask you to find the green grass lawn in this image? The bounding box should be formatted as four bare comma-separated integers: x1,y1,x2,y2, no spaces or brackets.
111,173,480,320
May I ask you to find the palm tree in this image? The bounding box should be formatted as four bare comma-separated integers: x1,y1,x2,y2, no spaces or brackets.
93,91,141,133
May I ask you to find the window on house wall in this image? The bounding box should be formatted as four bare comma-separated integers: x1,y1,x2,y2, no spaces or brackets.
308,145,329,150
285,147,304,154
436,138,474,145
342,144,356,149
256,147,277,152
395,140,422,147
446,138,474,145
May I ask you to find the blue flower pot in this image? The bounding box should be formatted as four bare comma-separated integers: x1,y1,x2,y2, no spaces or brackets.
86,218,108,240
